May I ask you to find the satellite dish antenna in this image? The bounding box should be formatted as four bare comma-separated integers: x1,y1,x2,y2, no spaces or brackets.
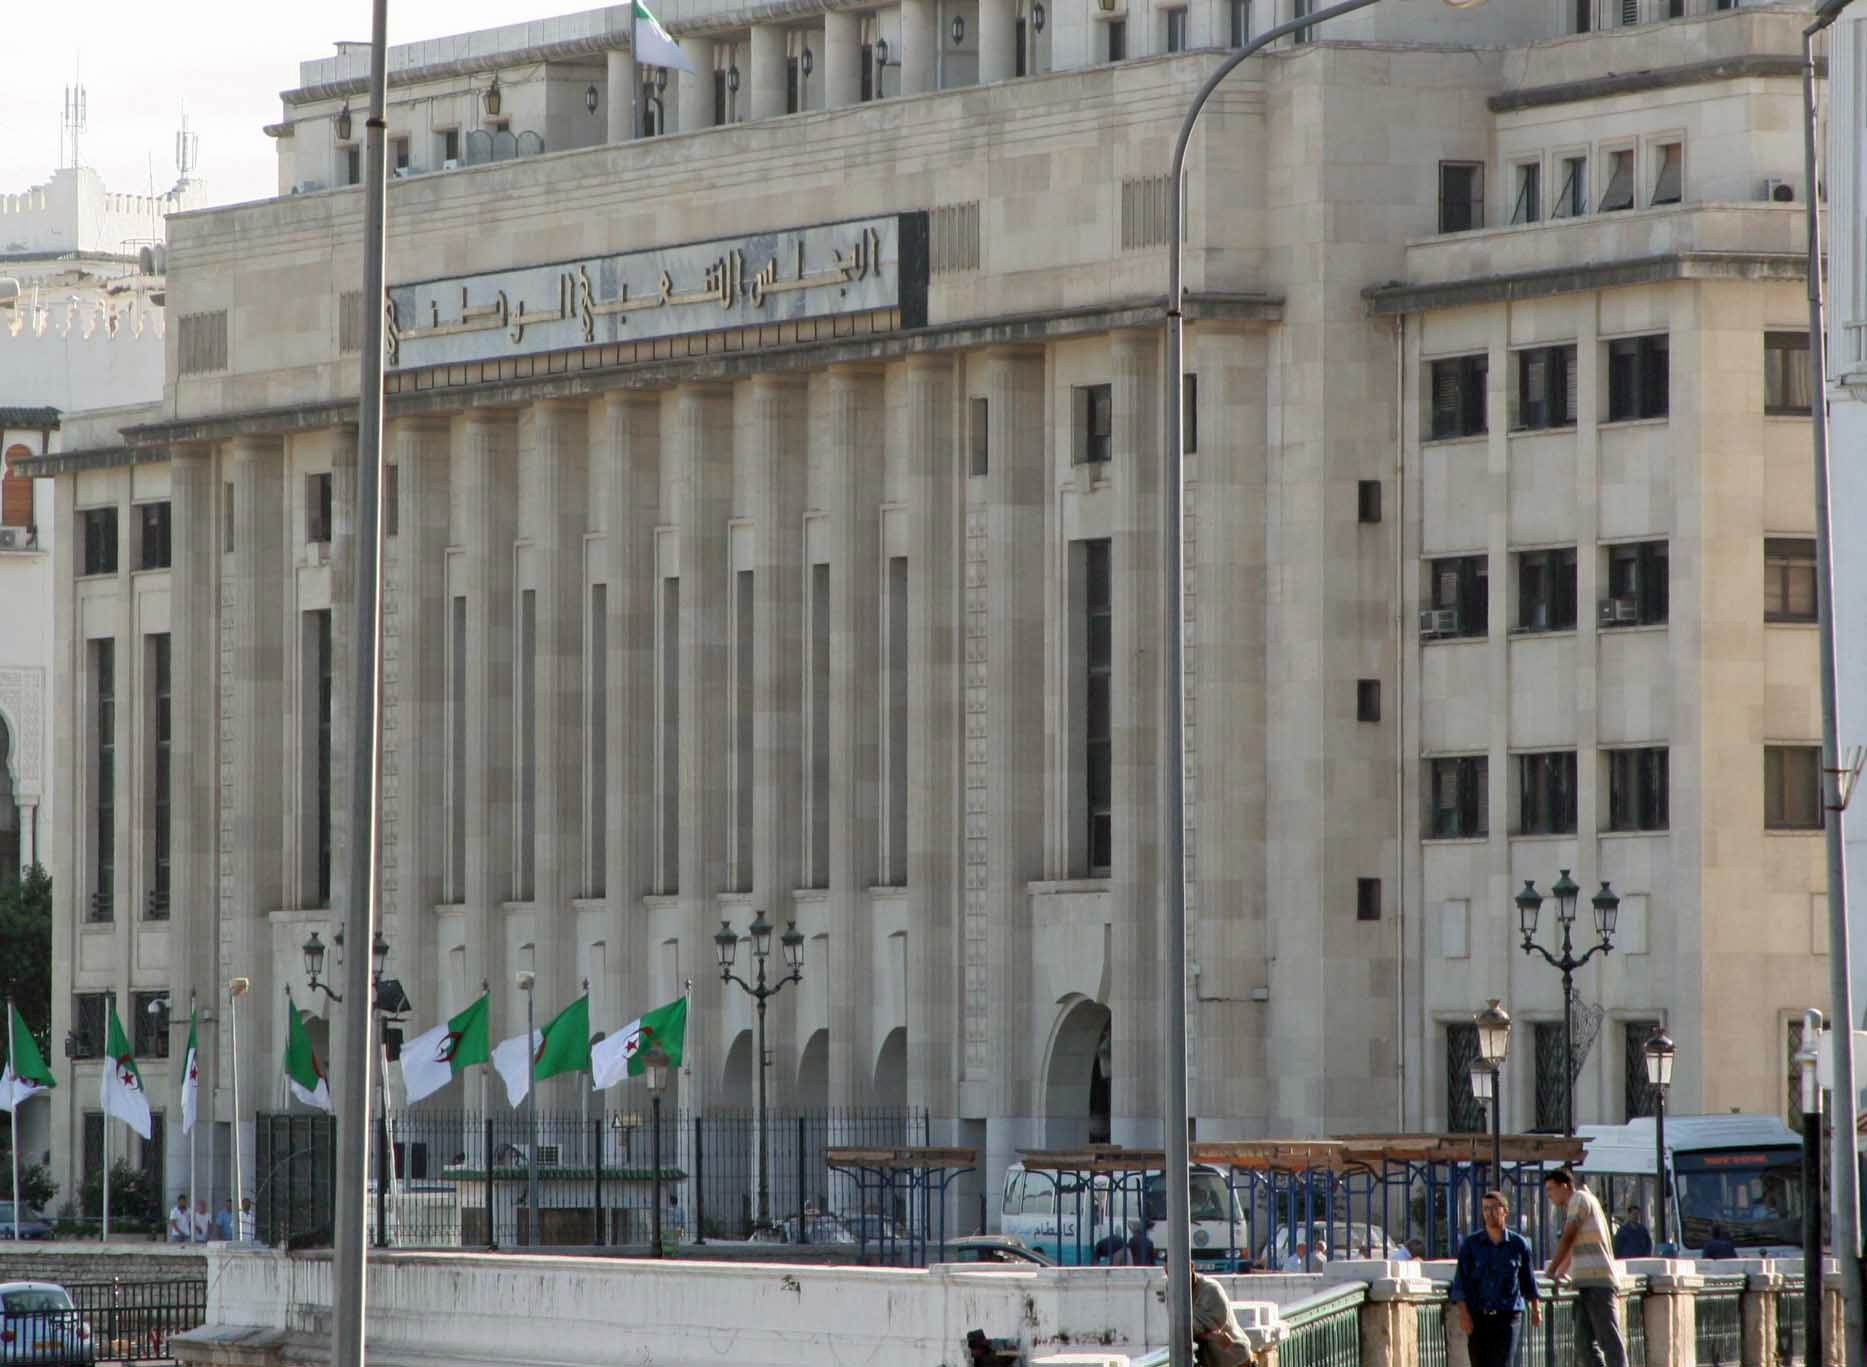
176,112,199,181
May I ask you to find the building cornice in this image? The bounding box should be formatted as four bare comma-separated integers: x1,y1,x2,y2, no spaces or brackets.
281,34,621,107
1363,251,1805,316
17,290,1280,475
1488,53,1818,114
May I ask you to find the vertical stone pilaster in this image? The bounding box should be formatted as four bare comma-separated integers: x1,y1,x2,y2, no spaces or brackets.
978,0,1016,83
980,348,1046,1186
823,12,862,108
605,49,631,143
1110,327,1165,1145
673,386,734,1105
904,356,960,1132
602,395,661,1024
749,24,787,120
827,365,885,1107
676,39,717,132
900,0,937,94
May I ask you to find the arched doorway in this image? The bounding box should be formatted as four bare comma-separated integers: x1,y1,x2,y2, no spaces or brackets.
1044,998,1112,1149
874,1028,907,1110
796,1029,829,1110
722,1028,754,1104
0,715,18,888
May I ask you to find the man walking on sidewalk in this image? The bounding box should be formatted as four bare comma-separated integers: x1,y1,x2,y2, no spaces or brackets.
1451,1190,1542,1367
1544,1167,1626,1367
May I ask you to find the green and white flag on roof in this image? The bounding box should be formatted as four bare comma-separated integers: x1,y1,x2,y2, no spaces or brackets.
0,1002,56,1110
101,1000,152,1139
400,993,492,1104
633,0,695,73
283,994,332,1113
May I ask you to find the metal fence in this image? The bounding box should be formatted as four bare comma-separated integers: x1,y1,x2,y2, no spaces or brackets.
1695,1281,1745,1367
1776,1286,1808,1366
65,1280,207,1363
254,1105,927,1252
1278,1285,1368,1367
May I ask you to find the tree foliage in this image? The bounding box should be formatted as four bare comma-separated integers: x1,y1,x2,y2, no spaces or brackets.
0,864,52,1041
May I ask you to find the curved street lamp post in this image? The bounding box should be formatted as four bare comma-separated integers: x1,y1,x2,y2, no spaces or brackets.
1514,871,1617,1137
716,912,805,1232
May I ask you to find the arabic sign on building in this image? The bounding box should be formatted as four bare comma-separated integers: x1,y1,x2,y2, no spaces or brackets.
386,213,929,370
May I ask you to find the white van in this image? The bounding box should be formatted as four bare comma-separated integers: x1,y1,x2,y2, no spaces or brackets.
999,1162,1249,1266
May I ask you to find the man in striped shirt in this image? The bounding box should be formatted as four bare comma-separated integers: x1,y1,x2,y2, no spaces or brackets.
1544,1167,1626,1367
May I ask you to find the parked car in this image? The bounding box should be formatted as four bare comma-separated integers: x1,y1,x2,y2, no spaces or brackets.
745,1213,857,1245
0,1208,53,1242
934,1235,1058,1267
0,1282,96,1365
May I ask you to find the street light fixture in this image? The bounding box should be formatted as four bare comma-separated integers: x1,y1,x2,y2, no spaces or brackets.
1473,999,1511,1179
1158,1,1488,1360
336,103,353,142
484,76,503,117
716,912,805,1231
643,1047,672,1258
1515,870,1617,1136
1643,1026,1675,1251
585,83,599,115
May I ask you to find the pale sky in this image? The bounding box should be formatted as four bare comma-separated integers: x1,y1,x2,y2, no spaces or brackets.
5,1,581,212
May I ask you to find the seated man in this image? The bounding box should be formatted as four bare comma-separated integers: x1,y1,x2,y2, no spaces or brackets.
1191,1260,1252,1367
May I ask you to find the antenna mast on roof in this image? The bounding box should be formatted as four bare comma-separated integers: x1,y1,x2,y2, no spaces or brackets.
62,81,87,170
175,111,198,182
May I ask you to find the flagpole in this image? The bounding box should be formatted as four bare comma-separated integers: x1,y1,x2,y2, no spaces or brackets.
187,993,197,1246
102,992,111,1244
629,6,642,139
6,995,19,1244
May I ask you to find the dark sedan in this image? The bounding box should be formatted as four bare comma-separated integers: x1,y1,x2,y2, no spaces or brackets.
0,1209,52,1242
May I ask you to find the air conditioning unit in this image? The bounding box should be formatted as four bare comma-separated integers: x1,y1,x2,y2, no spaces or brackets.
1599,595,1639,625
442,158,460,171
392,167,412,178
534,1144,561,1168
1419,607,1459,638
1764,178,1796,203
0,527,22,551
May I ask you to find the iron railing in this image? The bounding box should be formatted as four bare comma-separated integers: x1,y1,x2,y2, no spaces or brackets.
1279,1285,1368,1367
1416,1301,1449,1367
1777,1286,1808,1366
63,1280,207,1362
1696,1280,1745,1367
254,1105,928,1252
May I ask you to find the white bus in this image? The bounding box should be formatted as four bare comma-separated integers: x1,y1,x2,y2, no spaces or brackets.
1578,1113,1803,1258
999,1162,1250,1266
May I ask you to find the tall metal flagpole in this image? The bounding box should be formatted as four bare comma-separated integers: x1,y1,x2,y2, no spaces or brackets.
630,6,643,139
101,992,111,1243
333,0,392,1358
187,993,196,1246
6,995,19,1243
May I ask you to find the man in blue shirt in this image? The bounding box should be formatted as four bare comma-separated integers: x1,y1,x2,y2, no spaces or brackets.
1450,1190,1543,1367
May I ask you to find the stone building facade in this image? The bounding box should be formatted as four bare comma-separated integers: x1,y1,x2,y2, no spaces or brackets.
24,0,1834,1215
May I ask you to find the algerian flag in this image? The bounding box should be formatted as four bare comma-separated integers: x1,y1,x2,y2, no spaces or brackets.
633,0,695,73
101,1000,152,1139
0,1003,56,1109
491,995,592,1107
179,1009,200,1134
283,995,332,1113
591,995,687,1090
400,993,491,1104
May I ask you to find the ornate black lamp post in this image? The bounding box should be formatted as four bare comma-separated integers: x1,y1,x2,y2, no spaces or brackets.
1643,1026,1675,1250
1515,870,1618,1136
1468,999,1513,1178
715,912,805,1230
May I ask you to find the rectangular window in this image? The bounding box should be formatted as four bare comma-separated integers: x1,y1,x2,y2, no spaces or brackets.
1291,0,1313,41
1357,678,1381,723
1517,750,1579,836
1765,746,1823,830
1516,547,1578,632
1075,383,1113,466
1438,162,1484,234
1624,1020,1664,1119
858,47,873,103
1574,0,1592,31
133,992,170,1059
307,472,333,543
786,57,801,114
1424,554,1487,639
1426,755,1487,839
72,994,108,1059
587,585,607,898
1183,373,1198,454
1230,0,1249,44
1607,335,1669,420
1535,1022,1568,1131
1357,878,1381,922
1765,537,1818,622
1765,333,1813,415
1085,539,1113,873
1165,8,1187,50
1511,162,1542,225
1605,541,1669,626
312,610,333,907
1514,344,1578,430
1599,149,1635,211
809,564,830,888
717,68,732,122
392,137,410,172
1107,19,1127,60
885,557,909,887
148,634,171,921
1016,17,1029,75
344,146,361,186
92,639,115,922
1447,1024,1484,1133
1619,0,1639,25
223,482,235,555
440,127,460,164
1553,155,1587,218
969,396,989,478
733,571,754,892
1429,354,1487,439
516,589,536,901
139,503,171,571
1667,0,1684,16
1607,746,1669,832
661,577,682,894
448,594,466,901
383,463,399,537
81,507,118,576
1358,480,1382,523
1651,142,1683,204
